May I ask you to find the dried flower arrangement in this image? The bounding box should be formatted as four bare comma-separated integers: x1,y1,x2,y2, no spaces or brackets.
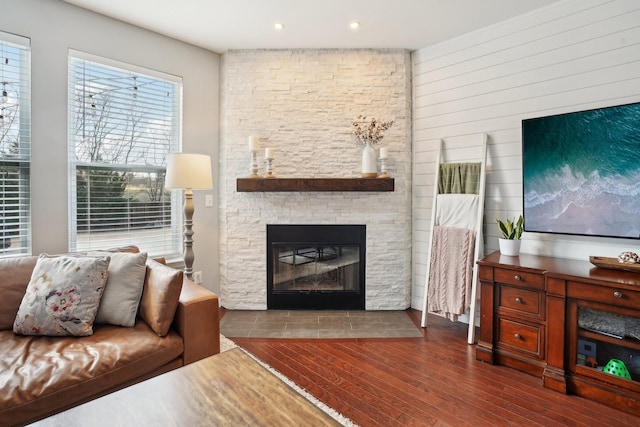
351,115,394,145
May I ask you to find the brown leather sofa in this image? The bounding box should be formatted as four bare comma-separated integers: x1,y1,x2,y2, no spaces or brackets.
0,253,220,426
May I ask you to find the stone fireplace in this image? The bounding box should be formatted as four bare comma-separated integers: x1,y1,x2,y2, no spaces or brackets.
267,224,365,310
219,48,412,310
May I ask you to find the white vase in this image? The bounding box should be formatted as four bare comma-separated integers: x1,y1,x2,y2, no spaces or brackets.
498,238,521,256
361,142,377,178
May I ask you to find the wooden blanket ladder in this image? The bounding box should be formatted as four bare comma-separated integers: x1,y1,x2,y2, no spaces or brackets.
420,134,488,344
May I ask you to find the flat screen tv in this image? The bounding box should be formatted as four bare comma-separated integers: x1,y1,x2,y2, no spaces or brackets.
522,101,640,239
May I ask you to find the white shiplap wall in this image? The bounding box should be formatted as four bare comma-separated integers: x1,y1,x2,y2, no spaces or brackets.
411,0,640,309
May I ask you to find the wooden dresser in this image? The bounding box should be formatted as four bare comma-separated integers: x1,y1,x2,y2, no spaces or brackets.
476,251,640,415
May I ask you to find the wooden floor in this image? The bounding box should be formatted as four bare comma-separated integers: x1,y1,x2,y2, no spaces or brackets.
231,310,640,427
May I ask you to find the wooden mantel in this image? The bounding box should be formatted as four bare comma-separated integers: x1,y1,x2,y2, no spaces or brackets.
236,177,394,192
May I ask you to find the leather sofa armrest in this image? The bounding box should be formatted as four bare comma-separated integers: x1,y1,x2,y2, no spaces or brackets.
173,279,220,365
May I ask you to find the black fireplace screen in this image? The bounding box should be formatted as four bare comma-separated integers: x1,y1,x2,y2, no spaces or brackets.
273,245,359,291
267,225,365,310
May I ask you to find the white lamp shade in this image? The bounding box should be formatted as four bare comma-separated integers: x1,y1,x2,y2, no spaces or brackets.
165,153,213,190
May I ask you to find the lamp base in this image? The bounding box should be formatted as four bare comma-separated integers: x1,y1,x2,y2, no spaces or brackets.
182,189,195,280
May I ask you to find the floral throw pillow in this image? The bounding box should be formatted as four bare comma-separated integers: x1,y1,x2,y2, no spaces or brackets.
13,254,110,336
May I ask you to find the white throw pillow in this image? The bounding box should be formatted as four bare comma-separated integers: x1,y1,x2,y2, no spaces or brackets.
91,251,148,327
13,254,110,336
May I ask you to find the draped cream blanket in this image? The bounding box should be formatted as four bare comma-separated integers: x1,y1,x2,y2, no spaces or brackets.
435,194,479,231
427,225,476,321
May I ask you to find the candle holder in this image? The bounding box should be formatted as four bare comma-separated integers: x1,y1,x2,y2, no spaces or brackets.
378,157,390,178
249,150,260,178
265,157,275,178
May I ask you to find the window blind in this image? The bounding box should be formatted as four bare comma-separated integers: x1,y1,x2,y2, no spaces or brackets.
68,51,183,257
0,33,31,257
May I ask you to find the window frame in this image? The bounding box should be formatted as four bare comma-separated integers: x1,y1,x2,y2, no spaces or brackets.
0,32,31,258
67,50,183,258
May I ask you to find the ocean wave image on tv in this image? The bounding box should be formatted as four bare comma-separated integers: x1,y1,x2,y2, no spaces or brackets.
523,102,640,239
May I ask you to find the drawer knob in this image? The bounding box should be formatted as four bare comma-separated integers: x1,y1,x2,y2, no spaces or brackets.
515,297,523,304
613,291,623,299
514,333,522,340
514,275,522,281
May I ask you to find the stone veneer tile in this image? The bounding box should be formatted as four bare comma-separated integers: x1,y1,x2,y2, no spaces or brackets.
220,49,412,310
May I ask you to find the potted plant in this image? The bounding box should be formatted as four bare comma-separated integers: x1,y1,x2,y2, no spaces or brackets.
496,215,523,256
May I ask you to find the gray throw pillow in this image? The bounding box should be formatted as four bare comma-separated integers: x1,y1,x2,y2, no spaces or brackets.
91,251,148,327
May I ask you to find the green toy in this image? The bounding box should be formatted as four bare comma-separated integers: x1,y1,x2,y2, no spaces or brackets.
603,359,632,380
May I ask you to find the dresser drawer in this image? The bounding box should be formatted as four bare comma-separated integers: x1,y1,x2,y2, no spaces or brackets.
567,281,640,310
498,285,543,318
494,268,544,290
497,318,543,358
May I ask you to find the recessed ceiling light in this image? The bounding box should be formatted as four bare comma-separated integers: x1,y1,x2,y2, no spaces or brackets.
350,21,360,30
274,23,285,30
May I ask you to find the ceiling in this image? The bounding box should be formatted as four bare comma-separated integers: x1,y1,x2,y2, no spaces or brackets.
62,0,561,53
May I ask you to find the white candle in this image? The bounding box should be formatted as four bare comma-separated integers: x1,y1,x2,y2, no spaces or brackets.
379,147,388,159
265,147,273,159
248,135,259,151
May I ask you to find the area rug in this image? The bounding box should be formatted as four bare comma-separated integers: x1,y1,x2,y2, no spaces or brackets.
219,334,359,427
220,334,238,353
221,310,423,338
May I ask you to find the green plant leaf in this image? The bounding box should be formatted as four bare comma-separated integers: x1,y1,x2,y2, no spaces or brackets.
496,215,523,240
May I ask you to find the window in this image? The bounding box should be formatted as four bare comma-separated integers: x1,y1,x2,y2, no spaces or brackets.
0,32,30,257
68,51,182,257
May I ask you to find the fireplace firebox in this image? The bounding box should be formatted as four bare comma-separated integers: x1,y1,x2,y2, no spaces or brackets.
267,224,365,310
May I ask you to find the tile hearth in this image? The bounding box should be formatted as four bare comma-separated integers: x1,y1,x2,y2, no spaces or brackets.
220,310,423,339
